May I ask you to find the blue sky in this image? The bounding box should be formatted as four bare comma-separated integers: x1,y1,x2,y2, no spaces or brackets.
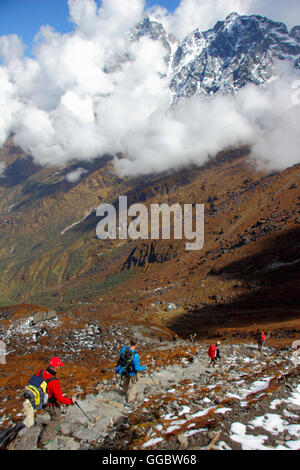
0,0,180,54
0,0,72,54
1,1,299,57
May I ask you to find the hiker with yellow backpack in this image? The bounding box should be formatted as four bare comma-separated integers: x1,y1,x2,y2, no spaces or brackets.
24,356,76,448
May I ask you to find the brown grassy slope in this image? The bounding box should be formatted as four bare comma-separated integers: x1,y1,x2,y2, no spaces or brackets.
1,141,299,335
68,150,300,341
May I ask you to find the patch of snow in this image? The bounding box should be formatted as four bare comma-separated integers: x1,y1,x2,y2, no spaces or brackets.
184,428,207,437
191,406,215,418
287,425,300,438
230,422,269,450
163,413,175,420
226,393,240,399
142,437,163,448
178,406,190,416
218,441,232,450
215,407,232,414
270,399,282,410
285,440,300,450
231,422,246,435
164,425,181,434
286,384,300,407
250,414,287,435
283,409,298,419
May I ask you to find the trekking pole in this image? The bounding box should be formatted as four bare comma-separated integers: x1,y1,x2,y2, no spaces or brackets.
75,401,93,423
147,369,156,385
114,371,119,386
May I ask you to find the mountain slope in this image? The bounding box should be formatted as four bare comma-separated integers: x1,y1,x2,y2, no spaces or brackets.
0,140,299,339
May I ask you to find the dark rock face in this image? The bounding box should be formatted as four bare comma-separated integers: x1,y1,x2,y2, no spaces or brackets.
122,241,177,270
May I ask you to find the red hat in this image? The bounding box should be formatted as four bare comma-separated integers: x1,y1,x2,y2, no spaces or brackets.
49,357,64,367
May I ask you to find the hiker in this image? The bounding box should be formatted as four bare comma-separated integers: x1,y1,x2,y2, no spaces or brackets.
208,342,221,368
35,357,76,448
257,331,267,352
116,338,146,402
191,333,197,345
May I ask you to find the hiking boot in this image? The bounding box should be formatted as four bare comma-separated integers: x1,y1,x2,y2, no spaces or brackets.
37,441,44,450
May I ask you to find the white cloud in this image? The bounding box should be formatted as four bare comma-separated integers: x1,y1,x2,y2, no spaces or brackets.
0,67,22,147
114,67,300,176
149,0,300,39
149,0,250,40
66,167,88,183
248,0,300,29
114,91,255,176
0,34,25,64
0,0,299,177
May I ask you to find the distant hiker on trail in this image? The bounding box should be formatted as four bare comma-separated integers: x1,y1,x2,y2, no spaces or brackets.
115,338,146,402
190,333,197,345
25,357,77,448
208,342,221,368
257,331,267,352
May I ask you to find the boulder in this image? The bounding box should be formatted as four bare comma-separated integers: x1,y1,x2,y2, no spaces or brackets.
14,425,41,450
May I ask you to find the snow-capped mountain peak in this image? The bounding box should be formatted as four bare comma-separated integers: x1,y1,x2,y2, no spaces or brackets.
131,13,300,102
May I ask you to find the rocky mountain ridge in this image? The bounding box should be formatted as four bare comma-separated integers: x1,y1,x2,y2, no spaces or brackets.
132,12,300,101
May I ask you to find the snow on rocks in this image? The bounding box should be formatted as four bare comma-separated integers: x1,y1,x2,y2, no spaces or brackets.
0,310,161,362
230,422,269,450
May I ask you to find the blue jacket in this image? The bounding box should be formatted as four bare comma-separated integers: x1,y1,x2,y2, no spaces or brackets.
117,346,146,376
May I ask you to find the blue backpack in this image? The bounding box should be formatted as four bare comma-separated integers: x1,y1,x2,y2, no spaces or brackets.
115,347,135,376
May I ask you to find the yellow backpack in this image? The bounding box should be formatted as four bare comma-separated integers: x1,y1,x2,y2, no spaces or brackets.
24,370,56,409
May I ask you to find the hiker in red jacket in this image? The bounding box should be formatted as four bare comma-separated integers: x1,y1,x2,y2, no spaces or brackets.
38,357,76,447
208,342,221,368
257,331,267,353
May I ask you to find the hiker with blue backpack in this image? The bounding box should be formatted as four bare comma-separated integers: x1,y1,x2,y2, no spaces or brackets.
115,338,146,402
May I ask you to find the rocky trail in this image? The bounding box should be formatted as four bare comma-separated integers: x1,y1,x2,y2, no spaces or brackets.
10,341,300,451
